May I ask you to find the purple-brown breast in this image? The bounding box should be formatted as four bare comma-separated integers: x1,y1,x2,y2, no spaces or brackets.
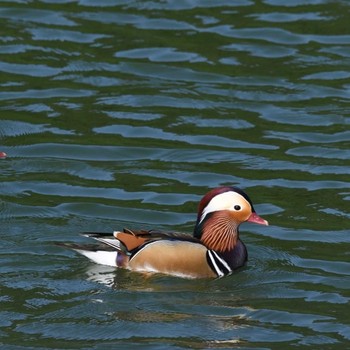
220,239,248,270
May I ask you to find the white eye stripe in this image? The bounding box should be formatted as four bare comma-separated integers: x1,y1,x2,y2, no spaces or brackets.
199,191,249,224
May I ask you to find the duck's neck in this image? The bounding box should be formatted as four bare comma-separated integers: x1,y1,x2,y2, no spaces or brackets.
194,211,239,252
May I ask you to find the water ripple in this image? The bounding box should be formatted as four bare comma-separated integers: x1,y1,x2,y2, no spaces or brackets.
93,124,277,149
28,27,110,43
0,61,61,77
0,7,76,26
0,88,96,101
1,0,349,348
0,120,74,137
116,47,207,63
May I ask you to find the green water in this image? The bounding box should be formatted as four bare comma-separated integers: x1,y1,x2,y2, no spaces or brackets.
1,1,349,349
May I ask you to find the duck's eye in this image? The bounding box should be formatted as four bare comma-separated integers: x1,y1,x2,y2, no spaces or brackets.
234,205,241,210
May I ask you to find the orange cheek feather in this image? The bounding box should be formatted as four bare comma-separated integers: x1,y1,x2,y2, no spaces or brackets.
229,208,251,223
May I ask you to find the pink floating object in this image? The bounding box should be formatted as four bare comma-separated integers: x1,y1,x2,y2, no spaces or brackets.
0,152,7,159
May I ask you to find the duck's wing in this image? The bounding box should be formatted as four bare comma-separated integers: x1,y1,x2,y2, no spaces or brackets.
81,232,127,252
82,228,200,254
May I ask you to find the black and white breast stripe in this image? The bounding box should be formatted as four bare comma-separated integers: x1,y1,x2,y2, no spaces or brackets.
206,250,232,277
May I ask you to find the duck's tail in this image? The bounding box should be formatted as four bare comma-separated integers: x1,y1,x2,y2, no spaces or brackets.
55,231,129,267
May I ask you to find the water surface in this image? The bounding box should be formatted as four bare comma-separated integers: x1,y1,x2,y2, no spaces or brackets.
0,0,349,349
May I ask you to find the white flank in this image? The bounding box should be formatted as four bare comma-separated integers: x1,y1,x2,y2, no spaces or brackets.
199,191,249,224
75,249,118,267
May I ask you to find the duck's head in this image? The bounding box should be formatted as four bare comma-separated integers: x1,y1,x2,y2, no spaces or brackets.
194,186,268,252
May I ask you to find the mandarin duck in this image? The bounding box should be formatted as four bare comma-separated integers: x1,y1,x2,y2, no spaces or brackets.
58,186,268,278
